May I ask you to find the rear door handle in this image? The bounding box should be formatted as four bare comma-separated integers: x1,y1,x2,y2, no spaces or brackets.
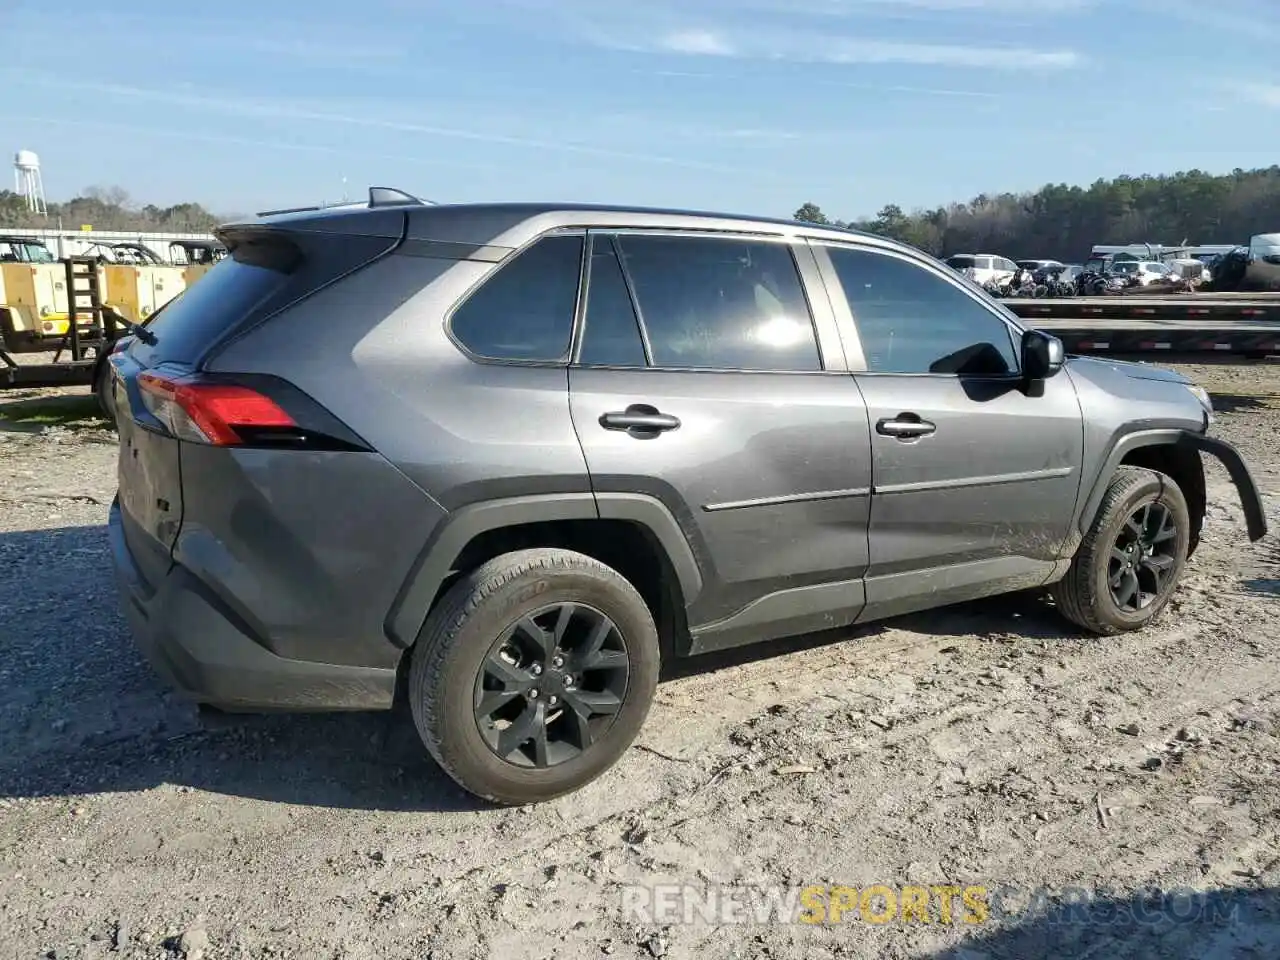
600,405,681,436
876,415,936,439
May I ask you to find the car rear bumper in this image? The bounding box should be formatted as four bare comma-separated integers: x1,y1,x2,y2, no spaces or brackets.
109,497,398,712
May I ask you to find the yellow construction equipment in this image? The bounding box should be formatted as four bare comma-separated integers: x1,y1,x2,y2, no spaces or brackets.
0,260,73,349
102,263,186,324
1,259,186,354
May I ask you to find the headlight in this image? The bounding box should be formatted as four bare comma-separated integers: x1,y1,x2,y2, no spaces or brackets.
1186,384,1214,421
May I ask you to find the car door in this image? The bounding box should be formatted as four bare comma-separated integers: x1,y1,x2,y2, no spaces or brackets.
811,241,1085,621
568,230,873,653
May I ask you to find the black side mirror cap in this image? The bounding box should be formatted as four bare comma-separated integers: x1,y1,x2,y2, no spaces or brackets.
1022,329,1065,383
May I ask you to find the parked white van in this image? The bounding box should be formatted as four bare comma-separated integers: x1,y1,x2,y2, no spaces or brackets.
943,253,1018,287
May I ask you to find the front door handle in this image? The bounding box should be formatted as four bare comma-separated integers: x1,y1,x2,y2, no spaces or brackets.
600,404,681,436
876,414,936,439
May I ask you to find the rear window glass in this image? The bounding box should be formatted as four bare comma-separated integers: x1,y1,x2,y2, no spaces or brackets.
946,256,975,268
131,257,290,364
129,231,393,365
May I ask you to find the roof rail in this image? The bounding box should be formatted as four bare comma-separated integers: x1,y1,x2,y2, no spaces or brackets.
256,187,437,218
255,203,324,217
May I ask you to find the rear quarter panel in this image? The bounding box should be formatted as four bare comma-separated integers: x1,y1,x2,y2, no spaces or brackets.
174,443,445,668
207,251,591,509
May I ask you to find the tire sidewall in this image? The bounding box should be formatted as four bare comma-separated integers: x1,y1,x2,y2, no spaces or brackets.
1089,475,1189,629
93,357,117,426
424,563,659,804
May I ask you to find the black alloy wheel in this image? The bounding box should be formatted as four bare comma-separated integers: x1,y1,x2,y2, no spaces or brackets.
473,603,629,768
1107,501,1179,613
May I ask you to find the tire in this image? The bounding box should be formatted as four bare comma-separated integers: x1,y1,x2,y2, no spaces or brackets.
408,548,660,805
92,357,117,426
1051,466,1190,636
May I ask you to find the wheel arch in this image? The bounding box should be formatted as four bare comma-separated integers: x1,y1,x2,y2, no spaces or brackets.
1076,429,1205,552
1118,443,1206,556
386,492,703,657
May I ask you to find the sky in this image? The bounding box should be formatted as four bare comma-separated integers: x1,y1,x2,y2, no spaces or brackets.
3,0,1280,221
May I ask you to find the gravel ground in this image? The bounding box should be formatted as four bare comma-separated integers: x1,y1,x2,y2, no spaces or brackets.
1,362,1278,960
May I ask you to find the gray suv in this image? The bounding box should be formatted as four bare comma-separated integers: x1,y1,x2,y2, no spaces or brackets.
107,189,1268,805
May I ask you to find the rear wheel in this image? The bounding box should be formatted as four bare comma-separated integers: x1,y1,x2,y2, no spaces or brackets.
408,548,659,805
1051,466,1189,635
92,356,117,427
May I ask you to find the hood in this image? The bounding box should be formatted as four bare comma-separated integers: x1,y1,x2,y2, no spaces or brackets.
1065,355,1191,386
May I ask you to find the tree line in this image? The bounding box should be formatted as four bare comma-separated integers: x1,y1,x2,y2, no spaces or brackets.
0,185,224,233
5,166,1280,255
795,165,1280,260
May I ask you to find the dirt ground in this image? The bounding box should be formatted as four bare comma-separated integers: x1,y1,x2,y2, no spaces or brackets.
1,360,1278,960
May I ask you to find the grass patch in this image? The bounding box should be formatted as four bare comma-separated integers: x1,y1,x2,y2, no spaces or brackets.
0,394,107,429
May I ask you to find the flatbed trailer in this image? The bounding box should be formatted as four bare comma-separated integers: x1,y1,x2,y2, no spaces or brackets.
0,356,100,389
1004,294,1280,357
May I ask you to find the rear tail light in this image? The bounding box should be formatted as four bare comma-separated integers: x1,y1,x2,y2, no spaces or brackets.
137,372,296,446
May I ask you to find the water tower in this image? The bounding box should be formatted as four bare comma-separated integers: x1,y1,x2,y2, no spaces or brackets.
14,150,47,216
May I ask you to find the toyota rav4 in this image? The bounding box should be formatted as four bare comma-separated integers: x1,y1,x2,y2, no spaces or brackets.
107,188,1268,805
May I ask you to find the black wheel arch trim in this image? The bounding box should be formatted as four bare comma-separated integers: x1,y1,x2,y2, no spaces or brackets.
1078,428,1267,543
386,492,704,649
1077,428,1185,536
1181,433,1268,542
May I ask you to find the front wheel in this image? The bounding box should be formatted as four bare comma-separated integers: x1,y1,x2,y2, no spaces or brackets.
408,548,660,805
1051,466,1190,635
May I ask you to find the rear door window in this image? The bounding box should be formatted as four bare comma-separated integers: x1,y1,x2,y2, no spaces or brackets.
450,234,584,362
578,236,647,367
613,233,821,372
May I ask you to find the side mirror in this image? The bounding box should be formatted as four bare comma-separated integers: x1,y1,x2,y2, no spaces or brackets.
1021,328,1064,383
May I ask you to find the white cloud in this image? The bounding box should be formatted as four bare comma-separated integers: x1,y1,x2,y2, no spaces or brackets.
631,0,1094,14
527,1,1084,70
1164,0,1280,40
813,38,1079,68
661,29,736,55
4,73,785,176
638,28,1080,69
1233,83,1280,108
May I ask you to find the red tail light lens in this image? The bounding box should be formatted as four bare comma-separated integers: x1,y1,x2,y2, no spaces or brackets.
137,372,296,445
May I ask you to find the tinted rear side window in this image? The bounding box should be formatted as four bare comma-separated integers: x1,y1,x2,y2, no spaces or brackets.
450,234,584,362
614,234,820,372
